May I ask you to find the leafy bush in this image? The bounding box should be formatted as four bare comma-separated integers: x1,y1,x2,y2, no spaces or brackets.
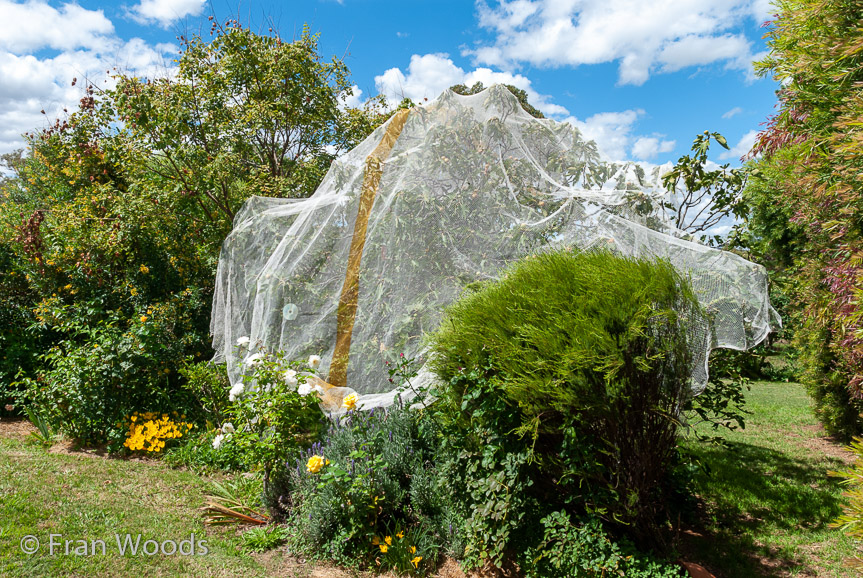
831,437,863,570
163,428,249,473
16,293,206,447
217,350,326,474
524,512,684,577
179,358,230,424
269,395,445,574
426,248,701,566
742,0,863,438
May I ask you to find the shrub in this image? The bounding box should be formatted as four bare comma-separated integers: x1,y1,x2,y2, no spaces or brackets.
743,0,863,438
830,437,863,570
179,358,231,424
524,512,684,577
426,248,702,565
164,428,249,472
215,349,326,475
270,395,446,574
16,293,206,448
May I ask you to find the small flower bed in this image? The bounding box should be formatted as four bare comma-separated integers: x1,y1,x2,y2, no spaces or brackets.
123,411,193,453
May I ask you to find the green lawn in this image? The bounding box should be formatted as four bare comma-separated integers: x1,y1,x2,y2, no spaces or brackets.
0,427,301,577
682,381,860,577
0,380,859,577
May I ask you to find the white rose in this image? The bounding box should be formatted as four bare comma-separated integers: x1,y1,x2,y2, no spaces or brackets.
229,383,245,402
284,369,298,386
236,336,251,347
221,423,235,434
245,353,264,367
212,433,224,450
297,382,312,396
308,355,322,370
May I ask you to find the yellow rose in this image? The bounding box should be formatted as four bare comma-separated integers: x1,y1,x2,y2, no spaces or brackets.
342,393,358,411
306,455,329,474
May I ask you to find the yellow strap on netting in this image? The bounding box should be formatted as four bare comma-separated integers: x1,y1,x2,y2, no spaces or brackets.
328,108,411,387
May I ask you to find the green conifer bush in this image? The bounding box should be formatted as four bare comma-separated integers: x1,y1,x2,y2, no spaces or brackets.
427,248,702,560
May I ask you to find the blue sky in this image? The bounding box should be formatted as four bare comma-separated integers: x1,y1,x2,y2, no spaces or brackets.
0,0,778,166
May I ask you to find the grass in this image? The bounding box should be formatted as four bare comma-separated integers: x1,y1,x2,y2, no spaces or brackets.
682,380,860,577
0,380,858,577
0,426,298,577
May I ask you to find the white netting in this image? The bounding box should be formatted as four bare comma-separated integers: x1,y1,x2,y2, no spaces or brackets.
211,85,780,410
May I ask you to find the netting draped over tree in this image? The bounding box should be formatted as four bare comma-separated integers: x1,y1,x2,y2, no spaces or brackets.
211,85,779,409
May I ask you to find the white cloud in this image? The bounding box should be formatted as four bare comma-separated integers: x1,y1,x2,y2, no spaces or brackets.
751,0,776,23
719,129,759,161
631,136,676,160
563,110,643,161
722,106,743,119
0,2,176,155
130,0,206,28
0,0,114,53
470,0,764,85
374,52,567,115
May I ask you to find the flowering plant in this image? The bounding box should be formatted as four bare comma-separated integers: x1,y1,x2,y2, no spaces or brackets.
123,411,193,453
216,346,325,474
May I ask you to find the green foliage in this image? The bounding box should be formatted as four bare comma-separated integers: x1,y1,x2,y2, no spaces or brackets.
17,296,205,447
662,131,748,243
743,0,863,438
241,524,290,554
524,512,684,578
23,406,54,448
218,350,325,474
178,359,230,424
830,437,863,570
683,350,751,444
426,248,702,566
0,241,47,416
449,81,545,119
270,396,444,574
163,428,248,472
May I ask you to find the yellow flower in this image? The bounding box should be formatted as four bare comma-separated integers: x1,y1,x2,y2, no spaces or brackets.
372,536,380,546
379,544,388,553
140,315,147,322
130,287,137,296
396,531,404,539
384,536,392,546
139,264,149,274
409,546,416,554
342,392,358,411
411,556,422,568
306,455,329,473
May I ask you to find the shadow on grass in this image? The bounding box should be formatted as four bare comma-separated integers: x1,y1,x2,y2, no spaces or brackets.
679,440,848,577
